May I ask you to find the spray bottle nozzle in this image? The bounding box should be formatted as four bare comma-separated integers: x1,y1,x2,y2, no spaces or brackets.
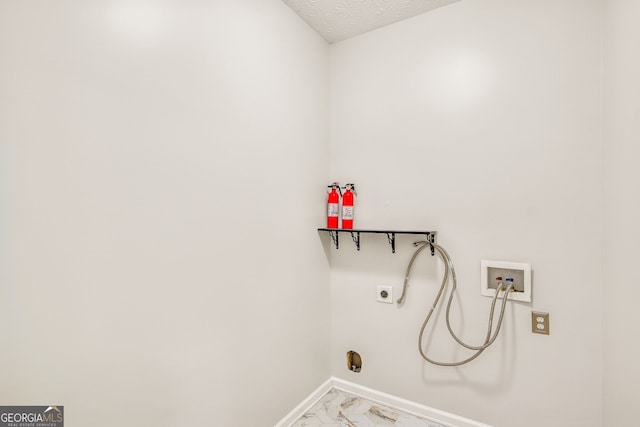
327,182,342,196
343,183,357,195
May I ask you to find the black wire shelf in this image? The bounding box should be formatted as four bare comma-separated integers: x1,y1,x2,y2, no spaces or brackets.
317,228,437,254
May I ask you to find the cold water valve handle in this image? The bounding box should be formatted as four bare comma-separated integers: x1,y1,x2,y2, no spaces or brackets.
505,277,515,292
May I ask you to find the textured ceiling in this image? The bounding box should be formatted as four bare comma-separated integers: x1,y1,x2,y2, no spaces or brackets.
282,0,461,43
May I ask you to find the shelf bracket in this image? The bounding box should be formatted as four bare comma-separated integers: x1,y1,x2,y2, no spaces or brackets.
328,230,339,250
427,232,435,256
386,232,396,253
350,231,361,251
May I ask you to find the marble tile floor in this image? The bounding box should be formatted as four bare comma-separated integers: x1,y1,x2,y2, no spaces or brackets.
291,388,448,427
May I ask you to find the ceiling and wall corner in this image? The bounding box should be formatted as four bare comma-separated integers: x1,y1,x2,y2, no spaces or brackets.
281,0,461,43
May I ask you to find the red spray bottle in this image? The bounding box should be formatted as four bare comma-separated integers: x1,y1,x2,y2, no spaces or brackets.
341,183,356,229
327,182,341,228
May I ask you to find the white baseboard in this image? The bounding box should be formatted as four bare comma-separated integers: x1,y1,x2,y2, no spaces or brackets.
275,376,493,427
274,378,334,427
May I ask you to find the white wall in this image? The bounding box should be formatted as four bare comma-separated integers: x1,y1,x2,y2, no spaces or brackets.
329,1,602,426
0,1,330,425
603,0,640,425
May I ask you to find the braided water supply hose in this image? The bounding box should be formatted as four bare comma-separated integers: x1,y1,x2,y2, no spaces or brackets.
397,241,514,366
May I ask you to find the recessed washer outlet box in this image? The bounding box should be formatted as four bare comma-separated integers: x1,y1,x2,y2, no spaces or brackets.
481,260,532,302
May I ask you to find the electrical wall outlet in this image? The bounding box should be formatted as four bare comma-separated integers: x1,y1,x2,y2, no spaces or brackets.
532,311,550,335
377,285,393,304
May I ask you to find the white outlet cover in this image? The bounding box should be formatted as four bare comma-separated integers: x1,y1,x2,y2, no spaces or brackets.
377,285,393,304
480,260,532,302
